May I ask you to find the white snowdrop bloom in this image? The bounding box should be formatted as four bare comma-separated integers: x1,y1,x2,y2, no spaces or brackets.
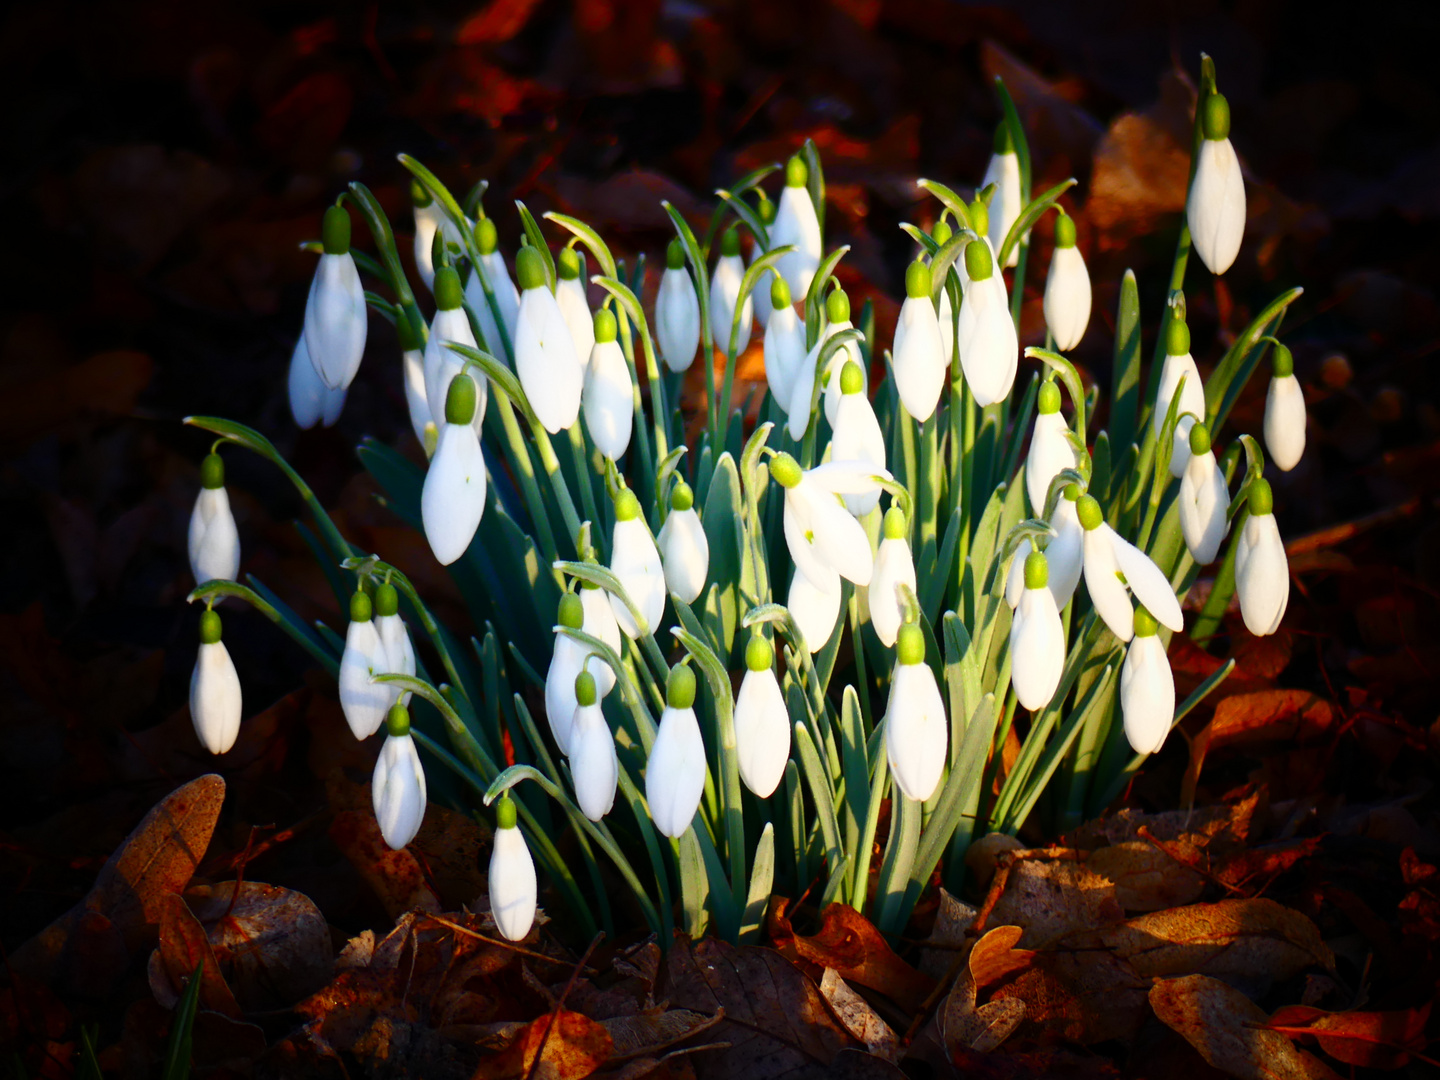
885,624,947,802
514,246,583,434
733,634,790,798
569,668,618,821
190,608,242,755
189,453,240,585
424,267,486,436
771,454,888,587
1006,487,1085,612
869,508,917,648
609,488,665,639
421,375,487,566
893,258,946,422
1264,342,1306,471
395,314,430,447
646,666,707,838
788,564,843,653
982,124,1023,268
1075,494,1184,643
1155,317,1207,478
288,335,346,430
555,247,595,373
1009,551,1066,711
545,592,590,756
710,227,753,357
373,581,415,708
770,154,822,301
1120,607,1175,755
1178,423,1230,566
372,704,427,850
580,584,621,698
1187,92,1246,276
750,196,777,327
786,289,864,437
763,275,805,413
831,363,887,516
1043,213,1091,351
582,309,633,461
956,240,1018,407
462,219,514,367
1235,479,1289,637
656,241,701,373
339,590,391,740
410,180,466,293
1025,381,1078,517
303,205,368,391
657,481,709,605
489,796,537,941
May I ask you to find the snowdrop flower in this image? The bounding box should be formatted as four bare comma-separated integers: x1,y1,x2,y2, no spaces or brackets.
831,363,886,516
569,668,617,821
583,308,633,460
770,453,887,587
893,258,946,422
709,226,753,357
423,267,485,435
770,153,822,302
954,201,989,296
1076,494,1184,642
789,564,843,653
464,219,514,366
1009,551,1065,711
545,593,586,754
1120,606,1175,755
1178,423,1230,565
489,795,536,941
1235,479,1289,636
189,452,240,585
1025,381,1078,517
410,179,466,294
374,581,415,707
373,703,427,849
647,665,706,838
421,375,487,565
190,608,242,755
763,274,805,413
1043,212,1091,351
395,312,432,450
514,246,583,434
1264,341,1305,471
750,192,777,328
734,633,790,798
657,481,709,604
885,623,947,802
339,590,390,739
982,123,1023,268
1155,316,1206,478
1187,92,1246,276
656,240,701,373
580,584,622,697
303,205,367,391
609,488,665,638
555,247,595,373
787,288,864,436
288,335,346,430
956,239,1018,407
869,508,917,648
1006,485,1085,611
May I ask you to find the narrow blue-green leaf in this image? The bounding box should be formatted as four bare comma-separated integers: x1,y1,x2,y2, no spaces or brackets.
1110,269,1143,458
542,211,618,279
916,178,973,230
998,177,1076,268
514,200,555,291
739,823,775,943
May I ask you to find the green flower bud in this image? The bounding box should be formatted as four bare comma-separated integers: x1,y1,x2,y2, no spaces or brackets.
905,259,931,300
200,452,225,490
574,669,597,707
670,480,694,511
445,373,478,426
1037,380,1062,415
768,452,802,488
994,121,1015,154
840,360,864,395
757,190,777,225
614,488,641,522
896,623,925,665
666,663,696,709
558,591,584,629
720,226,741,257
883,506,907,540
375,581,399,617
970,199,990,238
1188,421,1212,457
1165,316,1190,357
557,246,581,280
825,288,850,324
410,178,433,208
1064,482,1082,502
496,792,517,829
350,590,373,623
964,238,994,281
1271,342,1293,378
785,153,808,188
1132,605,1159,638
322,204,351,255
594,307,618,344
434,266,463,311
1076,494,1103,531
475,217,499,256
1202,92,1231,141
516,246,546,292
1024,550,1048,590
386,702,411,737
199,608,223,645
745,633,773,672
1248,477,1274,516
1054,212,1077,249
770,274,791,309
932,218,953,246
666,239,686,270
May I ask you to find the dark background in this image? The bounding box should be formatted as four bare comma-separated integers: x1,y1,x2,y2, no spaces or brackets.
4,0,1439,988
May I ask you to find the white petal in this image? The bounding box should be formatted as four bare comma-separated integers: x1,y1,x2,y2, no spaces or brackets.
190,641,242,754
794,481,875,585
956,273,1016,407
424,308,485,434
489,825,537,941
831,395,887,516
1043,245,1092,352
570,703,618,821
763,302,805,411
515,286,583,434
786,340,823,439
709,253,753,356
893,295,946,422
983,151,1023,268
401,348,429,445
657,267,701,373
413,202,443,292
788,564,842,653
1179,450,1230,565
1264,375,1306,472
545,634,587,755
750,250,774,327
869,537,916,647
1005,539,1030,611
289,335,345,430
804,460,893,496
820,321,864,429
1156,351,1206,477
734,667,790,797
1010,586,1065,711
339,619,390,739
303,253,367,390
657,507,710,605
582,339,634,461
646,705,706,837
464,272,511,366
1083,525,1135,642
421,424,487,565
373,734,427,849
1121,635,1174,754
1236,513,1289,636
483,252,522,338
1025,411,1078,517
555,277,595,371
376,613,416,706
1109,526,1184,633
580,588,621,697
937,288,955,369
1047,500,1085,608
771,185,822,300
884,662,948,801
610,517,665,638
1187,138,1247,276
189,486,240,585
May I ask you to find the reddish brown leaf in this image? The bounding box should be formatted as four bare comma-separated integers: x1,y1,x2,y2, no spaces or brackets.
1087,841,1206,912
1209,690,1336,750
1266,1002,1433,1069
150,893,242,1018
330,808,442,918
457,0,545,43
967,926,1033,990
989,948,1150,1046
472,1009,613,1079
186,881,333,1010
768,900,935,1011
986,856,1125,948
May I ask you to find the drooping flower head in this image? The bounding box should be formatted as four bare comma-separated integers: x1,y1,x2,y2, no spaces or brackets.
1009,550,1065,711
869,507,916,648
1120,605,1175,755
1076,494,1184,643
1178,422,1230,566
1235,478,1289,637
191,607,242,755
885,623,947,802
514,245,583,434
555,247,595,372
421,373,487,566
750,190,778,328
1187,91,1246,276
569,667,618,821
982,122,1022,268
339,588,391,739
1043,212,1091,351
374,580,416,708
831,362,887,517
1025,380,1078,517
609,487,665,639
464,217,515,365
771,153,822,302
893,258,946,423
1155,314,1206,478
583,307,634,461
373,703,427,850
710,225,753,356
770,452,885,588
763,273,804,412
733,633,790,798
303,204,368,391
657,480,710,605
646,664,706,838
657,240,701,373
1264,341,1305,472
424,266,485,435
489,794,537,941
189,451,240,586
956,238,1018,407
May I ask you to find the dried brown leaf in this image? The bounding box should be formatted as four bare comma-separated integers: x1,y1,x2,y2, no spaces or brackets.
471,1009,613,1079
149,893,241,1018
768,900,935,1011
602,1009,724,1061
1088,841,1206,912
186,881,334,1009
819,970,900,1063
330,807,442,918
989,948,1151,1045
1266,1002,1434,1070
986,857,1125,948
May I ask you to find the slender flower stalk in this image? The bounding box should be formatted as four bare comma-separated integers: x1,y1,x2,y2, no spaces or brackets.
657,481,709,604
489,794,537,941
1120,606,1175,755
190,608,242,755
373,703,427,849
646,665,706,838
885,623,947,802
189,452,240,585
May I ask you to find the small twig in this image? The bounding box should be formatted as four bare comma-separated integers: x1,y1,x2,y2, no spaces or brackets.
524,931,606,1080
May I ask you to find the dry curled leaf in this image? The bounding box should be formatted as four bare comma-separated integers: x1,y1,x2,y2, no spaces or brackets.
186,881,334,1009
1087,841,1207,913
986,856,1125,948
148,893,241,1018
330,807,442,918
602,1008,724,1061
472,1009,613,1080
1265,1002,1433,1070
768,900,935,1011
819,970,900,1063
